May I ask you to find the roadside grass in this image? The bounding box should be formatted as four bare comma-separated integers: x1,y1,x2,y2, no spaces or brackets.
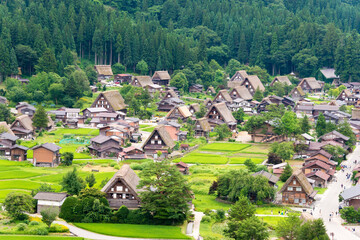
259,216,285,229
175,153,228,164
139,124,151,129
193,194,232,212
314,187,327,194
200,220,227,240
198,143,251,152
255,206,291,215
73,223,190,239
140,126,155,132
228,157,265,164
0,236,84,240
276,181,285,189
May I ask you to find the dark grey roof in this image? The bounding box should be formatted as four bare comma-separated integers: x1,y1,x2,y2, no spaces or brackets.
33,192,67,201
341,185,360,201
91,135,112,144
48,110,66,116
252,170,279,184
33,143,61,152
0,132,19,141
11,144,28,151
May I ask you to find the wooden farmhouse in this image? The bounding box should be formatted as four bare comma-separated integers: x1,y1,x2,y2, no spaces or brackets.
94,65,113,80
189,84,203,93
302,160,333,188
16,102,36,117
241,76,265,96
249,120,285,143
176,161,189,175
152,71,171,86
252,170,279,187
131,76,153,88
189,103,200,115
32,143,61,167
336,89,359,105
119,146,147,160
10,115,34,139
157,90,184,112
340,185,360,210
289,86,305,101
33,192,68,214
10,145,28,161
205,102,237,131
142,124,175,159
91,90,127,113
82,107,108,118
204,98,213,108
319,130,349,145
320,68,340,85
207,86,216,95
213,89,233,104
114,74,132,83
270,76,292,87
88,135,122,158
101,164,142,209
166,105,192,121
194,118,211,137
229,86,253,101
298,77,322,93
279,169,317,206
0,132,18,157
227,70,248,88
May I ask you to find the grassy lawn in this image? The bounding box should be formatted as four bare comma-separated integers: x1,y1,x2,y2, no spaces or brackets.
259,216,285,229
314,187,327,194
241,144,269,154
175,153,228,164
199,143,251,152
228,157,265,164
73,223,190,239
52,128,99,135
255,206,291,215
140,126,155,132
200,220,227,240
193,194,231,212
0,236,84,240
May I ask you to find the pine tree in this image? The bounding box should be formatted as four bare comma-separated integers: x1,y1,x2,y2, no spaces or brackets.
35,49,57,73
300,115,311,134
197,32,207,62
238,33,248,64
253,87,264,101
280,164,293,182
32,106,49,130
315,113,327,137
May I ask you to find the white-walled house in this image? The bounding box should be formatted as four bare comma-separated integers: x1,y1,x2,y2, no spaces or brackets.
33,192,68,213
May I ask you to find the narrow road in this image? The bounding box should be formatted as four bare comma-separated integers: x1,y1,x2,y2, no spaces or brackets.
313,145,360,240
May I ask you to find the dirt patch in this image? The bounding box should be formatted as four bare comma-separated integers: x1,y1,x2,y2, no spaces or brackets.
82,164,116,172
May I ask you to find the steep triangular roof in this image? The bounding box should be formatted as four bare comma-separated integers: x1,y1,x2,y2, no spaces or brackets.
11,115,33,131
245,75,265,91
206,102,236,124
152,71,171,80
166,105,192,118
101,164,143,198
94,65,113,76
214,89,233,103
142,124,175,149
279,169,315,196
163,89,178,100
196,118,211,132
271,76,292,86
231,86,253,100
132,76,153,87
290,86,305,97
189,103,200,113
0,122,14,135
96,90,126,111
300,77,322,90
229,70,248,82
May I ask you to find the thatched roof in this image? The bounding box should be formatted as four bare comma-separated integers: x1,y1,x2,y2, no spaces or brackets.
163,89,178,99
94,65,113,76
245,75,265,91
143,124,175,149
189,103,200,112
279,169,315,196
196,118,211,132
232,86,252,100
290,86,305,97
101,164,142,194
0,122,14,135
166,105,192,118
300,77,322,90
320,68,339,79
214,89,233,103
207,86,216,94
133,76,153,87
152,71,171,80
12,115,33,131
230,70,248,82
207,102,236,124
337,89,353,99
271,76,292,86
101,90,126,111
352,108,360,120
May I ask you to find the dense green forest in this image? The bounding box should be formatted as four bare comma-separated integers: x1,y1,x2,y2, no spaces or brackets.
2,0,360,84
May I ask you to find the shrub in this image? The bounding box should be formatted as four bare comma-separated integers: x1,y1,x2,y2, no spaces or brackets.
26,223,49,235
204,209,212,216
41,207,58,226
216,209,225,221
115,205,130,223
29,221,40,226
49,223,69,233
59,196,79,222
16,223,27,231
110,162,117,167
201,216,211,223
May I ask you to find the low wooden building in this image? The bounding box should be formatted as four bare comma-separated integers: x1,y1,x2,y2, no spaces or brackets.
194,118,211,137
10,115,34,139
10,145,28,161
336,89,359,105
176,161,189,175
131,76,153,88
279,170,317,206
32,143,61,167
157,90,184,112
16,102,36,117
101,164,142,209
340,185,360,210
88,135,122,158
298,77,322,93
94,65,113,80
166,105,192,121
289,86,305,101
114,74,132,83
91,90,127,113
270,76,292,86
152,71,171,86
252,170,279,187
119,146,147,160
189,84,203,93
205,102,237,131
33,192,67,214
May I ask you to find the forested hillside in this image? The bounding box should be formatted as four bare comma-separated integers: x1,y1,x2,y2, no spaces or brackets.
1,0,360,81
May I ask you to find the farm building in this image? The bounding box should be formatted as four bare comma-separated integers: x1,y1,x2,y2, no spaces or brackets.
32,143,61,167
94,65,113,80
152,71,171,86
142,124,175,159
91,90,127,113
33,192,68,214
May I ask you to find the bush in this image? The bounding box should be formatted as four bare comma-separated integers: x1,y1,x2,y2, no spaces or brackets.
110,162,117,167
49,223,69,233
115,205,130,223
26,223,49,235
216,209,225,221
114,165,120,170
41,207,58,226
201,216,211,223
29,221,40,226
16,223,27,231
59,196,79,222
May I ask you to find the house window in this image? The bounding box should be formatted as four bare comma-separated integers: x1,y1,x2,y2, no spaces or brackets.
125,188,128,192
112,193,116,199
116,186,123,191
155,135,158,140
122,194,126,199
287,187,293,191
111,188,114,191
302,199,306,203
296,187,301,191
293,180,296,184
294,198,299,203
151,140,155,144
158,140,162,144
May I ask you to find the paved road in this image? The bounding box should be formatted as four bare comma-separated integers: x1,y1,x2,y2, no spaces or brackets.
313,145,360,240
189,211,205,239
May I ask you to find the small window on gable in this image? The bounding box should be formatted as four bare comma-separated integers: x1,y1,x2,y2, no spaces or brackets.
116,186,123,191
293,180,296,184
